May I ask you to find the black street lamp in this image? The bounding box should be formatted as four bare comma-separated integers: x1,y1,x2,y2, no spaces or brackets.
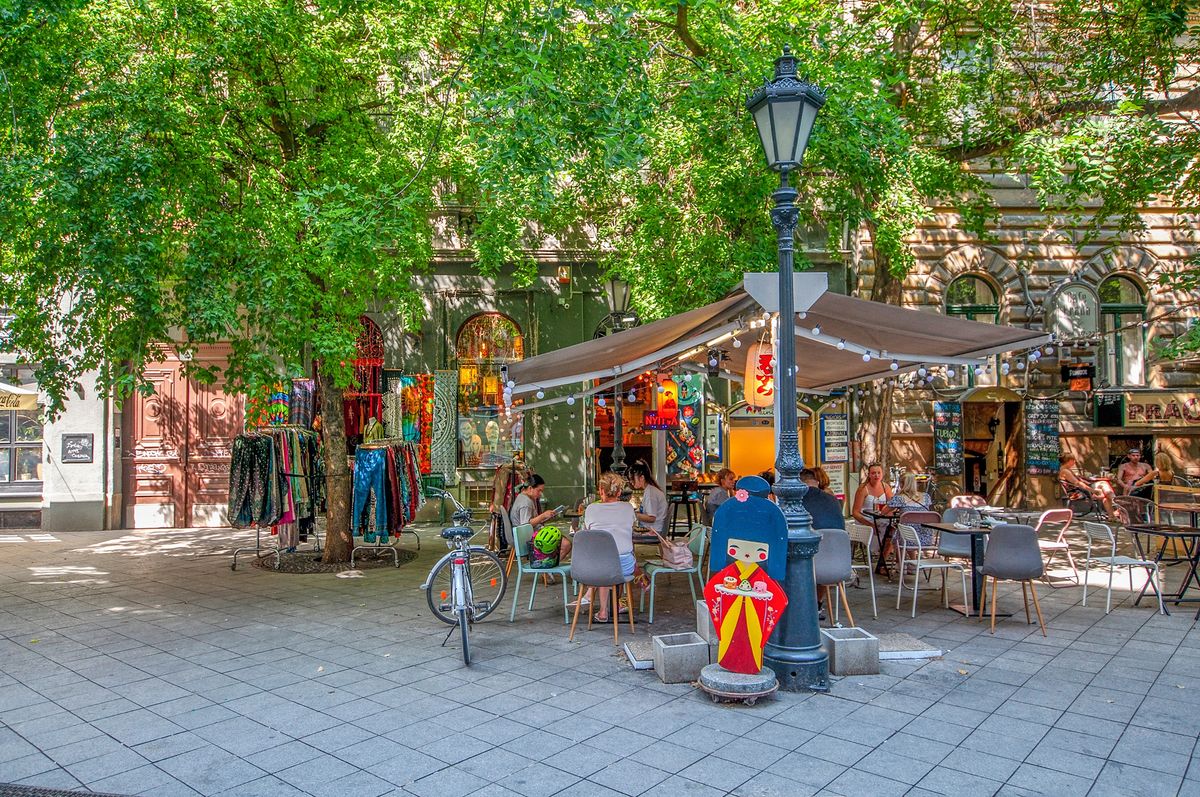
746,47,829,692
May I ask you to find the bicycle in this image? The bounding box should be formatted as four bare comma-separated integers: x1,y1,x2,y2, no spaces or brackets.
420,490,508,665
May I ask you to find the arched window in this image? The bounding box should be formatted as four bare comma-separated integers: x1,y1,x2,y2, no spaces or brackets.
945,275,999,387
456,313,524,468
1099,275,1146,386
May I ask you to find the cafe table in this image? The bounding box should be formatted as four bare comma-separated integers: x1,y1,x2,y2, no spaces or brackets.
1156,502,1200,528
1126,522,1200,617
863,509,899,578
978,506,1044,525
924,521,1002,618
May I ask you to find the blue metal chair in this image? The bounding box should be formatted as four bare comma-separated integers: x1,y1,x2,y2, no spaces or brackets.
509,523,572,624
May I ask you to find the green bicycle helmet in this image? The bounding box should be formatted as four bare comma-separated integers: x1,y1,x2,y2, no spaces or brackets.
532,525,563,555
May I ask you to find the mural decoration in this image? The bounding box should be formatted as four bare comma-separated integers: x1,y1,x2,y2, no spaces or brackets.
667,373,705,476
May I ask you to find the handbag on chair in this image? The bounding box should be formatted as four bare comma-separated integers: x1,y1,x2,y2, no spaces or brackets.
654,531,694,570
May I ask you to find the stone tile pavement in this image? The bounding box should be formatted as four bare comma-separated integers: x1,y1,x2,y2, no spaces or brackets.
0,524,1196,796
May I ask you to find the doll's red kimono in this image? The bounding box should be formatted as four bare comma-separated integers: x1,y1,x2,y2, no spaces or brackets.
704,537,788,674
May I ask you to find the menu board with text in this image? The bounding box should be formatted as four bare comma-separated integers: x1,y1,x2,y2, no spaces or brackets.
1025,399,1060,475
933,402,963,476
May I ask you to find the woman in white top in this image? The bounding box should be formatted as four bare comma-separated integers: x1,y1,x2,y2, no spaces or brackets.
851,462,894,526
630,463,669,536
583,472,639,622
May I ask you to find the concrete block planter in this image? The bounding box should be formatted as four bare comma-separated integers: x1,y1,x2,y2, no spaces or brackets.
695,599,717,642
820,627,880,676
653,632,710,684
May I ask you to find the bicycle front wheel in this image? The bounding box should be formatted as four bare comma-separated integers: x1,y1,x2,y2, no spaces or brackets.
426,548,507,625
459,608,471,665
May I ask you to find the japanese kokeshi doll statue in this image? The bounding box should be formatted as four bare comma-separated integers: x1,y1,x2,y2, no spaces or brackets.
704,478,789,674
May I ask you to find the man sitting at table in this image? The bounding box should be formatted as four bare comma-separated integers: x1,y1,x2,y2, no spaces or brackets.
801,469,845,530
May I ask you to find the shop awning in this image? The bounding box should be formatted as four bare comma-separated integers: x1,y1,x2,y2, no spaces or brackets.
508,284,1051,406
0,382,39,411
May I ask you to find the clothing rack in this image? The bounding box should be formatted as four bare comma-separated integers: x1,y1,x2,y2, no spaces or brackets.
350,438,422,566
229,425,325,570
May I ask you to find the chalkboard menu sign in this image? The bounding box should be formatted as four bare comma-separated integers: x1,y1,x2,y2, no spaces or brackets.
1094,393,1124,428
1025,399,1059,475
933,402,963,476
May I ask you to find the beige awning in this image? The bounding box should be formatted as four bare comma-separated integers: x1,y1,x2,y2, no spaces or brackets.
0,382,39,411
508,286,1051,406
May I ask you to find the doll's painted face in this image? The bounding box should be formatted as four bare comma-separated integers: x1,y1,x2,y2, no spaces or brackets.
727,537,769,564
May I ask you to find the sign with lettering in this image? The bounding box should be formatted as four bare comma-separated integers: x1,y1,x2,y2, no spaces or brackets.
61,434,94,464
1094,393,1124,427
1045,282,1100,341
933,402,963,476
1061,363,1094,392
1024,399,1059,475
1123,392,1200,427
819,413,849,464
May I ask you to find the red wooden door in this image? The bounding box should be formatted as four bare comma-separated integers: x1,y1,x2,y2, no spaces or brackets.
123,345,243,528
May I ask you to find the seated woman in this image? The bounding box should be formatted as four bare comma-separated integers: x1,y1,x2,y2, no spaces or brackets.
1132,451,1175,499
851,462,894,526
510,474,571,566
1058,454,1115,517
887,473,934,545
583,472,643,622
703,468,737,526
630,463,669,538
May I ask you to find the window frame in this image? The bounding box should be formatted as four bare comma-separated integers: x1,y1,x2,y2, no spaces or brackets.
0,408,44,495
945,275,1001,388
1099,276,1147,387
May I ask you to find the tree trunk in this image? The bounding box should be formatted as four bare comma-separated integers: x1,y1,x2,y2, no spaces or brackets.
318,370,353,563
856,224,903,473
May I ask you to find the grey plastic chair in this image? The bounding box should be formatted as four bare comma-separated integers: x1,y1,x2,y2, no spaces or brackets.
814,528,855,627
980,524,1046,636
568,530,635,645
938,508,975,559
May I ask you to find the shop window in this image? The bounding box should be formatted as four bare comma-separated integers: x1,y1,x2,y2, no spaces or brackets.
456,313,524,468
945,275,999,387
0,365,42,491
1099,275,1146,387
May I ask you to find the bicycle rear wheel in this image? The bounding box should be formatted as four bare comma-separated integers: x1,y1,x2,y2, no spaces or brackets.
426,548,507,624
459,608,471,665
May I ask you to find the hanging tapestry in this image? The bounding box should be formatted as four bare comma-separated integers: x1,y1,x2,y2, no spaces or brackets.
432,370,458,485
245,382,288,428
398,374,434,474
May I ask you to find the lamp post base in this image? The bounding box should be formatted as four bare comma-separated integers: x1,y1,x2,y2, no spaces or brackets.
764,650,831,693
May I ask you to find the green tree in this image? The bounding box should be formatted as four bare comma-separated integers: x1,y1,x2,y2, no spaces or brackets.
0,0,445,560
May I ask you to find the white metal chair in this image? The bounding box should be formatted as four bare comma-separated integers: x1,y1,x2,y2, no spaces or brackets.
1081,521,1166,615
1035,508,1077,585
896,523,967,618
846,521,878,619
640,523,708,623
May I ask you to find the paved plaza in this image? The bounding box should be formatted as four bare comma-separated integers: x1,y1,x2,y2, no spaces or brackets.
0,524,1197,797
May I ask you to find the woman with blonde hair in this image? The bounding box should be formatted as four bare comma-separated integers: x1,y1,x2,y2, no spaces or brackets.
583,472,640,622
887,472,934,544
1132,451,1175,498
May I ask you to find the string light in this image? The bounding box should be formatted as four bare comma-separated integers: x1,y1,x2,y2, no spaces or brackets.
917,366,927,377
535,390,545,399
627,391,636,402
837,339,846,350
811,324,822,336
732,338,742,348
566,395,575,406
862,352,871,362
890,360,899,371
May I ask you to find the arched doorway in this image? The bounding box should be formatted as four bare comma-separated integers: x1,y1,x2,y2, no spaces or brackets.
456,313,524,471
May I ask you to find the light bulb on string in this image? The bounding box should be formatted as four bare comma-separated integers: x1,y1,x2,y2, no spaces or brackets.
862,352,871,362
1044,345,1054,355
811,324,822,336
799,312,807,320
917,366,927,377
566,395,575,406
598,397,607,407
974,366,983,376
890,360,899,371
947,368,956,378
1017,361,1026,371
1001,362,1011,375
837,339,846,350
708,357,718,368
732,338,742,348
535,390,545,400
627,391,636,403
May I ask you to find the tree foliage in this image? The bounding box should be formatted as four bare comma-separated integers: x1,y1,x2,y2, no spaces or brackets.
2,0,1198,546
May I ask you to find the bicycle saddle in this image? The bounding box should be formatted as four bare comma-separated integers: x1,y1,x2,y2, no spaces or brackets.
440,526,474,541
